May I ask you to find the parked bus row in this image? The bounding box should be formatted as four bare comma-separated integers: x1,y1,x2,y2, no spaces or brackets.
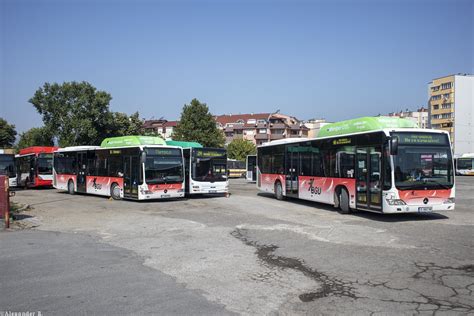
1,116,460,215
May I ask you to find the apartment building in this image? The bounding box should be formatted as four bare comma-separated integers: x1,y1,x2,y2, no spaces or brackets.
428,74,473,155
387,107,428,129
215,112,309,145
304,119,330,138
142,119,178,139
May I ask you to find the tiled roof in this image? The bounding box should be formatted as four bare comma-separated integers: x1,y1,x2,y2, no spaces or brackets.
214,113,271,125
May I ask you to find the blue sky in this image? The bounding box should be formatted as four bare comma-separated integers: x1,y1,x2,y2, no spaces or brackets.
1,0,472,133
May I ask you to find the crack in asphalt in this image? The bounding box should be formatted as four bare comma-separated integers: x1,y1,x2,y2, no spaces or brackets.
231,228,474,314
230,228,357,302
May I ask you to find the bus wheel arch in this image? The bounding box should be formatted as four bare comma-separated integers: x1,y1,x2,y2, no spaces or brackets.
67,179,75,195
110,182,122,200
274,180,285,200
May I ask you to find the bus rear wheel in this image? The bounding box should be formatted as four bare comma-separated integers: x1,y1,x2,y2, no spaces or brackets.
68,180,75,195
111,183,122,200
275,181,285,200
338,188,351,214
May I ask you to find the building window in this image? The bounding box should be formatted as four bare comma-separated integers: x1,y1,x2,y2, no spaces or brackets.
441,103,452,109
443,93,450,99
431,95,441,101
257,119,266,124
258,129,267,134
431,86,440,92
433,105,439,110
441,82,452,90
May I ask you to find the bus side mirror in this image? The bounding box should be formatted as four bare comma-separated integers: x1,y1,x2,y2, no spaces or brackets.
390,136,399,155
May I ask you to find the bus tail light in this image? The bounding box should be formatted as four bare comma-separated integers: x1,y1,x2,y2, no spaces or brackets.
386,199,406,205
443,198,455,204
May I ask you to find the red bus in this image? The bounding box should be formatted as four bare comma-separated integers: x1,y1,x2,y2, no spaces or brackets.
16,146,58,188
257,117,455,214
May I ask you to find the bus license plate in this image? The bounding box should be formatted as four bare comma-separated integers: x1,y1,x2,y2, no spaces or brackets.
418,207,433,212
161,194,170,198
208,190,217,193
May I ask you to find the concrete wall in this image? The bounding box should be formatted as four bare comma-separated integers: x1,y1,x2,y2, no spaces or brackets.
454,75,474,155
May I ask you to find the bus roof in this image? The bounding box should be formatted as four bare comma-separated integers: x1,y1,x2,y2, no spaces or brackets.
100,136,166,148
57,146,101,152
317,116,417,138
260,138,311,147
19,146,59,155
165,140,203,148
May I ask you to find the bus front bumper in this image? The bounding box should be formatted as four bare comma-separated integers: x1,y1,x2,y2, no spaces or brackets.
383,202,455,214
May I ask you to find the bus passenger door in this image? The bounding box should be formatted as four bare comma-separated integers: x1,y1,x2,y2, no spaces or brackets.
29,155,36,185
123,156,139,199
76,152,87,193
368,150,382,210
286,150,299,197
356,147,382,210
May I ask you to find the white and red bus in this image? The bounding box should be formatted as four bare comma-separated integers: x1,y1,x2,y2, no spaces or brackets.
454,153,474,176
166,141,229,195
53,136,185,200
16,146,58,188
257,117,455,214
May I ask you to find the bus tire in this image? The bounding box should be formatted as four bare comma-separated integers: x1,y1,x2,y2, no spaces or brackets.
275,181,285,200
68,180,75,195
111,183,122,200
339,188,351,214
333,191,340,209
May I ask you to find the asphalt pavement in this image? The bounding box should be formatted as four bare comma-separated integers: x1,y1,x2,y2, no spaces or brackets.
1,177,473,315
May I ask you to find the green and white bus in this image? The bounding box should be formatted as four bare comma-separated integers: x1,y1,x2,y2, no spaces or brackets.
257,117,455,214
166,141,229,195
53,136,185,200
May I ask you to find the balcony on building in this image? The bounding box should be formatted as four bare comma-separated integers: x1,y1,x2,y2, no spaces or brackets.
270,134,284,140
255,133,269,141
270,123,286,129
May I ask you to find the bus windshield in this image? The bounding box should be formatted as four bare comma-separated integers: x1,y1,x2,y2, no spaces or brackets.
145,149,183,184
391,133,453,190
0,155,15,177
192,149,227,182
457,158,473,170
38,153,53,175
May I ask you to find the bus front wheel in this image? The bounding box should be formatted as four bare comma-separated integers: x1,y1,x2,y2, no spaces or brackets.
68,180,75,195
111,183,122,200
339,188,351,214
275,181,285,200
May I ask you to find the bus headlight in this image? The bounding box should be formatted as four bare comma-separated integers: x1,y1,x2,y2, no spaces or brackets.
443,198,455,204
386,199,406,205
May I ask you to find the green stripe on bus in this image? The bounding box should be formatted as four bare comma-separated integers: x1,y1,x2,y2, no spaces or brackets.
317,116,417,138
100,136,166,147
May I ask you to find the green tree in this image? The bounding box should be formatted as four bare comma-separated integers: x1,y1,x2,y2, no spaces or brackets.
0,117,17,147
16,127,54,150
29,81,113,146
226,139,256,161
172,98,225,147
108,111,144,136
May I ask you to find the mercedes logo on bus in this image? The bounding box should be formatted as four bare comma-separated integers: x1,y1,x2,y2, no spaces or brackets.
164,189,168,194
423,198,429,204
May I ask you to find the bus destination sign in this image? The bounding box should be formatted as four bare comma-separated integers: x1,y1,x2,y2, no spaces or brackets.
146,148,181,156
195,149,225,158
332,138,351,145
394,133,448,145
